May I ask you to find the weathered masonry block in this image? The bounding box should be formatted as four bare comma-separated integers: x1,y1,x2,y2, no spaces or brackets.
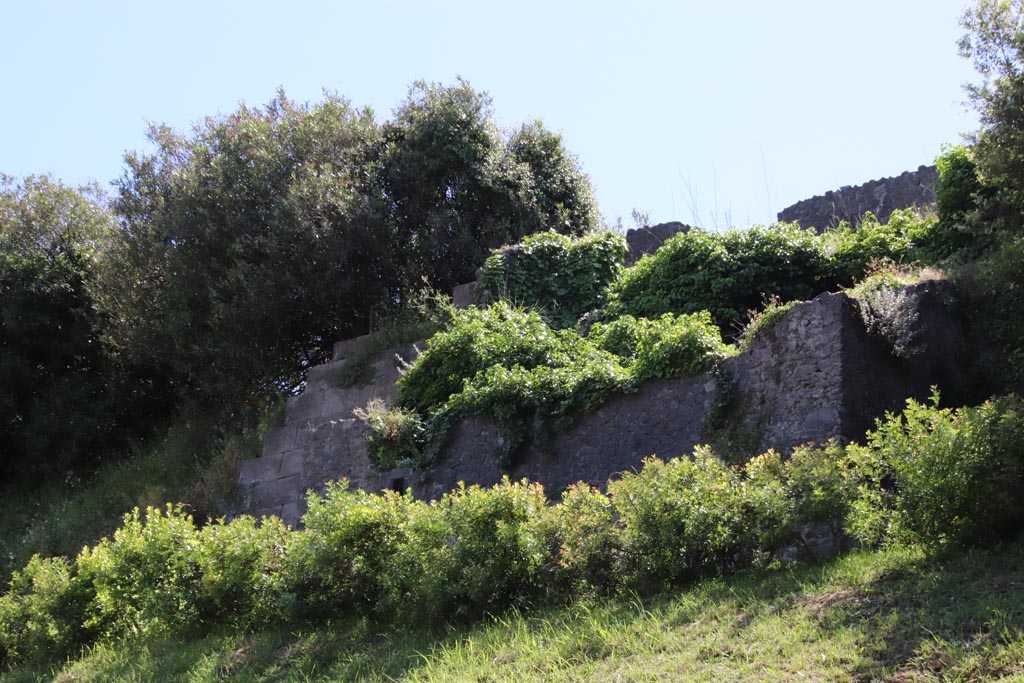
237,282,969,527
777,165,939,232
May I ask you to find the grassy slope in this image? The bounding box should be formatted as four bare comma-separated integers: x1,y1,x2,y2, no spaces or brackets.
7,539,1024,682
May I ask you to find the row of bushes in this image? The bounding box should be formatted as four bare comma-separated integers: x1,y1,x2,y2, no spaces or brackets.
359,302,733,467
4,395,1023,665
470,210,938,340
605,211,935,332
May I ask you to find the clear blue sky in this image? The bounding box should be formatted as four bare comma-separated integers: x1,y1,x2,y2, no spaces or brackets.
1,0,979,229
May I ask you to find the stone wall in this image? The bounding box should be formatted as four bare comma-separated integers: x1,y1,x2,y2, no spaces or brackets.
624,221,691,264
777,165,938,232
237,340,421,525
237,282,969,526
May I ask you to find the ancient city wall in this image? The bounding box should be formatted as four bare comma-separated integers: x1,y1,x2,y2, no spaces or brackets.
777,165,938,232
236,282,968,526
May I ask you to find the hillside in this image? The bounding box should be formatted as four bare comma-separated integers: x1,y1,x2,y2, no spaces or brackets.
7,540,1024,682
5,2,1024,679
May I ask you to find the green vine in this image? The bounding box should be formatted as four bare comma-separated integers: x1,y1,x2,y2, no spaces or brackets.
358,302,733,468
478,230,627,328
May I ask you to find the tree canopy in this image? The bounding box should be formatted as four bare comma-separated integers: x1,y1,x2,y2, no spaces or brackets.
0,176,160,480
99,81,600,401
960,0,1024,223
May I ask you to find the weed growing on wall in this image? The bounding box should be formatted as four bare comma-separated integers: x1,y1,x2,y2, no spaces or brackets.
845,269,923,358
736,297,801,350
353,399,425,469
338,288,454,388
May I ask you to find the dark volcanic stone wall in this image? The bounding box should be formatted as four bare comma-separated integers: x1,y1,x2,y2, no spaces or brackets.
777,165,938,232
237,284,969,526
624,221,691,264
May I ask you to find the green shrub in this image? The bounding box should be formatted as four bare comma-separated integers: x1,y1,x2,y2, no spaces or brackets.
536,483,621,596
605,224,834,333
609,449,787,591
961,239,1024,391
841,442,894,547
605,217,944,337
847,394,1024,549
389,478,550,624
827,210,925,281
731,450,794,560
604,228,731,326
719,223,837,305
10,393,1024,665
394,303,733,465
0,555,92,665
930,145,984,257
443,352,631,463
74,504,203,640
194,515,290,626
782,442,853,534
396,303,635,463
741,442,857,557
590,311,733,381
396,302,562,416
478,230,626,328
285,482,413,617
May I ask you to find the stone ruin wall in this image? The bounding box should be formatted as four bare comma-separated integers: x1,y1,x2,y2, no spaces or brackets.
234,167,967,526
236,282,970,527
777,165,939,232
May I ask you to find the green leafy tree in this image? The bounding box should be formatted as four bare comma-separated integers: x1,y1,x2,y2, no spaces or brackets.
923,145,988,257
375,80,600,295
104,83,600,403
960,0,1024,225
0,175,154,480
102,92,390,401
506,121,601,236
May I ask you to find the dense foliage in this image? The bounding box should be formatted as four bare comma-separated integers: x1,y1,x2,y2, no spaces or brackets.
12,1,1024,672
100,81,600,403
377,302,731,466
960,0,1024,224
847,393,1024,548
928,145,989,258
0,176,169,481
478,230,627,328
604,215,931,333
356,208,944,467
941,1,1024,391
5,397,1024,666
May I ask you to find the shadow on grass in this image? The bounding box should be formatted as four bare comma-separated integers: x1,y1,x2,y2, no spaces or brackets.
15,539,1024,682
798,540,1024,680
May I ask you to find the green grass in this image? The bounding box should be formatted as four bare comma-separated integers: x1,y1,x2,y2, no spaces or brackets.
8,539,1024,682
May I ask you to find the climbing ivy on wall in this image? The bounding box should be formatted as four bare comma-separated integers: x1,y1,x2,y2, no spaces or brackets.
478,230,627,329
357,302,733,468
606,213,934,335
359,212,943,468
